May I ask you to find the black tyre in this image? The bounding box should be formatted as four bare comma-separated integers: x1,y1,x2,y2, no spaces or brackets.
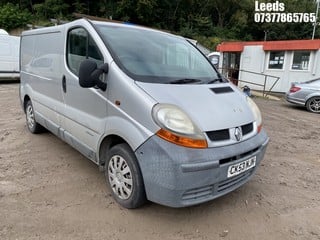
105,143,146,209
25,100,44,133
306,97,320,113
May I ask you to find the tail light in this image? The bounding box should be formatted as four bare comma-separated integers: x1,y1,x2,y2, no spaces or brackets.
289,86,301,93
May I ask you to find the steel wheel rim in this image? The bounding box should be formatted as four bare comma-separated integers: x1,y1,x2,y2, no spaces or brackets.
309,98,320,112
26,104,35,130
108,155,133,200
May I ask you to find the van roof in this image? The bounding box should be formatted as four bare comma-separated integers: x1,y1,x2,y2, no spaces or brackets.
21,18,179,40
91,20,177,37
0,29,9,35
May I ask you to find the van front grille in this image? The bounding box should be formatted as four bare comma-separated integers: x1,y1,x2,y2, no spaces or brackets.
219,147,259,165
241,123,253,135
181,170,255,203
182,185,214,201
206,129,230,141
206,122,254,142
217,169,254,193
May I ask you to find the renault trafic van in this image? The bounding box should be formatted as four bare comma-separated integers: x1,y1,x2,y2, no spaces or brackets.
20,19,269,208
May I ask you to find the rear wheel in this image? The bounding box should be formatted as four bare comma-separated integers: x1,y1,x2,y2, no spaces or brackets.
306,97,320,113
25,100,44,133
105,143,146,208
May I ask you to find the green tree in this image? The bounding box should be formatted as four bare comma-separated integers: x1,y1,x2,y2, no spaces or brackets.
72,0,89,15
0,0,317,44
0,3,31,31
34,0,69,20
136,0,158,24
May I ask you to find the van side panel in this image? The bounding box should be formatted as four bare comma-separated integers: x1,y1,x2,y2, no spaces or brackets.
20,31,64,134
20,22,156,165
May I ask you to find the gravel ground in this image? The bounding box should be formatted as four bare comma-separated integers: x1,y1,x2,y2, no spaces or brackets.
0,83,319,240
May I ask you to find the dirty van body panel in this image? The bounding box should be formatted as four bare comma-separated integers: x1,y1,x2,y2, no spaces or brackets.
60,74,108,154
20,20,157,164
102,61,157,150
135,129,268,207
61,22,109,156
136,82,253,131
19,23,106,162
20,30,65,135
61,21,157,160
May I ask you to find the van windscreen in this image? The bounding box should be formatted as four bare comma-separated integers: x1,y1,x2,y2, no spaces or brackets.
95,24,219,84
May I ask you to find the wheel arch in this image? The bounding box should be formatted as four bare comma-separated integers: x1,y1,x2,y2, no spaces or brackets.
305,93,320,106
98,134,127,167
305,94,320,113
22,95,31,113
97,116,154,168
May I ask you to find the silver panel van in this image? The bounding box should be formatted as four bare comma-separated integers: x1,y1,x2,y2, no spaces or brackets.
20,19,269,208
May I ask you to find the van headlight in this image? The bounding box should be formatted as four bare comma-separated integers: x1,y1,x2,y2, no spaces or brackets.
152,104,207,148
247,97,262,132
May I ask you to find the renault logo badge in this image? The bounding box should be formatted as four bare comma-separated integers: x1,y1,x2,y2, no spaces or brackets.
234,127,243,142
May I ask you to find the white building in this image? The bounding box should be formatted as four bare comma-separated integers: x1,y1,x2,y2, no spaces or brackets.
217,39,320,93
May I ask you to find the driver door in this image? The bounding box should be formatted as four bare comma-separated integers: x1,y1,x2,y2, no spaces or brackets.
61,27,107,160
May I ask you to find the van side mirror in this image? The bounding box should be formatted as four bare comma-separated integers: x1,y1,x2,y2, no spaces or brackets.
79,59,108,91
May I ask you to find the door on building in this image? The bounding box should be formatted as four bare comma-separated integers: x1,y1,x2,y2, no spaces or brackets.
222,52,241,85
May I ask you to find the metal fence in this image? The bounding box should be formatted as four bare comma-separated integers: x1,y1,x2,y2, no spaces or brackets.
219,68,280,98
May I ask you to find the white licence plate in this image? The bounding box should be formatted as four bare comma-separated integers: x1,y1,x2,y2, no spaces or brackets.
227,156,256,178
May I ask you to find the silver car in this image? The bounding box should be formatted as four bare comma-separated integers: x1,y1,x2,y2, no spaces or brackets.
286,78,320,113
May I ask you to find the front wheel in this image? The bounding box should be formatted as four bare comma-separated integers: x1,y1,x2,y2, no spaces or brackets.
306,97,320,113
105,143,146,208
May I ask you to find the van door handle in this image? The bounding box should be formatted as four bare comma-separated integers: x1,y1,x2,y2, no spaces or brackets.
62,75,66,93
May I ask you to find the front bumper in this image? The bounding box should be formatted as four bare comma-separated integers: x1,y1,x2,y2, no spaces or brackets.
135,130,269,207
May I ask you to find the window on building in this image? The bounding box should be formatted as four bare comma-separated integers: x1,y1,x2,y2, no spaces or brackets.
292,51,310,70
268,51,285,69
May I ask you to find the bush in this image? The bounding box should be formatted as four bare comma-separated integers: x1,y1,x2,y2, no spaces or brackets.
0,3,31,31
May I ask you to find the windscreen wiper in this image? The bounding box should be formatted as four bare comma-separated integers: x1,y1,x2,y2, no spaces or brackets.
207,78,227,84
169,78,202,84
